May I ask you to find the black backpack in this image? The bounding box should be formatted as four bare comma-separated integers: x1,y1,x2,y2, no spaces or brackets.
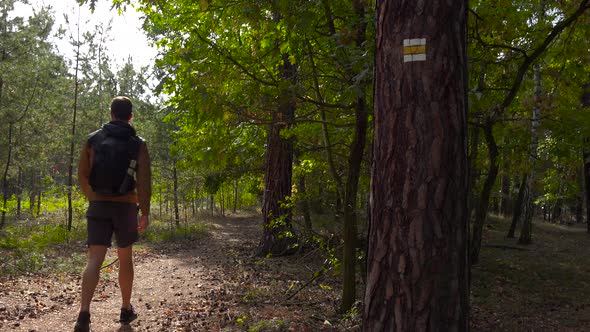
88,129,142,196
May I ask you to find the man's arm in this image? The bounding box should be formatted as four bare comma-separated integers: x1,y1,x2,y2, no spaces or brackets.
136,141,152,217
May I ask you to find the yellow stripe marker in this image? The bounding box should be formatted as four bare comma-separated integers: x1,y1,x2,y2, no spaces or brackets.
403,38,426,62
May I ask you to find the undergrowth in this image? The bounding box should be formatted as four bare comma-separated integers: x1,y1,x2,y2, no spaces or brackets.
0,219,87,277
0,207,210,278
141,218,209,244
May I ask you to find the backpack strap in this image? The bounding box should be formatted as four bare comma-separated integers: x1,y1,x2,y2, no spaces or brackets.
117,136,143,194
87,129,107,149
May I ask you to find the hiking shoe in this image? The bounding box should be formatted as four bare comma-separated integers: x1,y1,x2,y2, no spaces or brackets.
74,311,90,332
119,305,138,324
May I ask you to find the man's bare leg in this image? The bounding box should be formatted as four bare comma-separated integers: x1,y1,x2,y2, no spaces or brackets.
80,245,108,313
117,245,134,310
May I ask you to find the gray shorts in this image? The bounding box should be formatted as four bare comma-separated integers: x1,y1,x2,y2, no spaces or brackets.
86,201,139,248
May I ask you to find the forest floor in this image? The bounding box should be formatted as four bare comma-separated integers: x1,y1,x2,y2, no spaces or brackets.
0,213,355,332
470,215,590,331
1,213,590,331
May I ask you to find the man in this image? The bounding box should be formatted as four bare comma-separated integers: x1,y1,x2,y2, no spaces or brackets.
74,96,151,332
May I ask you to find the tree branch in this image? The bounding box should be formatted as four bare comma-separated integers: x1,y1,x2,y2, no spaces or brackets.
498,0,590,113
193,29,277,87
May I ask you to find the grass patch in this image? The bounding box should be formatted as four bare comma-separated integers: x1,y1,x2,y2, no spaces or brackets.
0,218,87,277
139,218,209,245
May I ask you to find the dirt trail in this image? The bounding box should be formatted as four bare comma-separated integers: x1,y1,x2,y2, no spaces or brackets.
1,215,347,332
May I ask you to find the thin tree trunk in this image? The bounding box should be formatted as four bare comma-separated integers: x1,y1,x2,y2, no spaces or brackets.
341,95,367,313
468,126,480,219
518,64,542,245
37,190,42,216
233,179,238,213
220,184,225,217
517,178,534,243
173,163,179,227
1,122,13,229
29,170,36,217
306,36,343,212
500,169,512,217
67,15,81,231
159,184,163,221
583,84,590,230
298,175,312,233
364,0,469,329
341,0,368,314
16,166,22,218
576,168,584,223
584,146,590,230
210,195,215,216
192,183,196,217
507,176,527,238
470,119,499,265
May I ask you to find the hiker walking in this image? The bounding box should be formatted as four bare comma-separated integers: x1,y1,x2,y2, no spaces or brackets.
74,96,152,332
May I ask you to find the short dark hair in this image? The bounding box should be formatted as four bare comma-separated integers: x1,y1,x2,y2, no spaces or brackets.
110,96,133,120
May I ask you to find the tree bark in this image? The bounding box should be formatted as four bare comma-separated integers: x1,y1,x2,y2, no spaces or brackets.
257,53,297,257
470,120,499,266
364,1,469,330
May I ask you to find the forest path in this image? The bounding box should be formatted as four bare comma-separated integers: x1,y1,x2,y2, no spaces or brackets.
2,214,341,332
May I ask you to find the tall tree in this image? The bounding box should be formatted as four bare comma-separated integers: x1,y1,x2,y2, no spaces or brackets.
340,0,370,314
0,1,64,228
364,0,469,330
67,8,82,231
517,64,542,244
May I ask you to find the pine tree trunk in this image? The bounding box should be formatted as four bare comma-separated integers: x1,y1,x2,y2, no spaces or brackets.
364,0,469,330
257,53,297,257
